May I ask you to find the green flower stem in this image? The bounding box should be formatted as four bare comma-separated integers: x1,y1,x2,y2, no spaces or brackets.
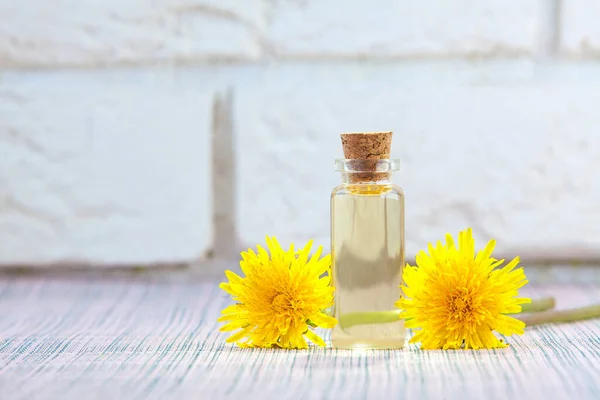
515,297,556,314
336,297,557,329
335,298,600,330
518,304,600,327
339,310,401,329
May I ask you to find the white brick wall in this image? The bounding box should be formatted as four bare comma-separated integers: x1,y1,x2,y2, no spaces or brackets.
0,72,213,265
0,0,263,67
266,0,539,57
1,1,599,267
236,71,600,260
561,0,600,56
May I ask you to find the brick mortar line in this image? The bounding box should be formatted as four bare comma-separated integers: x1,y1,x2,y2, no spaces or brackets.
538,0,562,57
0,54,574,71
209,88,241,261
2,255,599,272
0,260,599,282
5,57,600,77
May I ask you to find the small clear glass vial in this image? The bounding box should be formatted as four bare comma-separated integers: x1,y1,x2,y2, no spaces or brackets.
330,133,406,350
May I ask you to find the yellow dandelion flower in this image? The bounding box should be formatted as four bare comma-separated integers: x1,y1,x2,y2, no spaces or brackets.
396,228,531,350
218,236,337,349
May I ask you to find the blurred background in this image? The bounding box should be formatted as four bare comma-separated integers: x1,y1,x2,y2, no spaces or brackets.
1,0,599,277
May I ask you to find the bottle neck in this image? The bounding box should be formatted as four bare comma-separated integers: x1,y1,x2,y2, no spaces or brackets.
339,172,393,185
335,159,400,185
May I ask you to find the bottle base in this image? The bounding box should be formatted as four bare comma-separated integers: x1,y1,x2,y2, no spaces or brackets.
332,338,406,350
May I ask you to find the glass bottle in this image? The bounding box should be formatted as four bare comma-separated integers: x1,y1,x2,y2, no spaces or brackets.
330,157,406,350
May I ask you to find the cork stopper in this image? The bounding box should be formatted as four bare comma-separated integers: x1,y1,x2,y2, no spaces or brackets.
340,132,393,183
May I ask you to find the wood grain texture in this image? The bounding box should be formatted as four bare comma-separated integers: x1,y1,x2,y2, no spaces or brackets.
1,279,599,400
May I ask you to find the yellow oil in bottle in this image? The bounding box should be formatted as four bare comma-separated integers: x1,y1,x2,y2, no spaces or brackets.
331,184,406,349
